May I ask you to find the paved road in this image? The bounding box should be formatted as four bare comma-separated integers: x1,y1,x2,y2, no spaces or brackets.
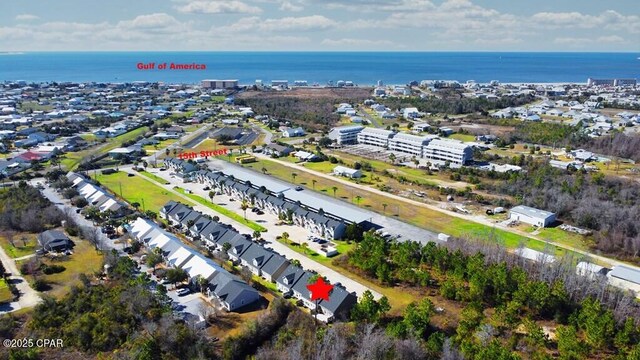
144,124,212,166
0,243,42,314
255,155,640,272
132,167,383,299
252,124,274,145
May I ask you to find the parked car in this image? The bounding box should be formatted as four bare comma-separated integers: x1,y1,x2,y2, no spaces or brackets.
176,288,191,296
159,168,167,171
203,186,210,190
256,210,264,215
295,186,303,191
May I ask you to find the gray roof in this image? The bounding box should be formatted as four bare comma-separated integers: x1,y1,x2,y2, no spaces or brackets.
160,200,179,215
609,265,640,285
227,236,253,258
209,163,291,194
276,264,305,289
319,285,357,317
189,218,213,235
283,188,371,224
167,203,192,222
239,242,273,268
260,252,289,276
38,230,71,251
210,272,259,309
291,271,314,300
510,205,555,220
180,211,203,227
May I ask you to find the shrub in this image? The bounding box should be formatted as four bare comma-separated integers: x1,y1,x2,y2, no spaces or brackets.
41,264,66,275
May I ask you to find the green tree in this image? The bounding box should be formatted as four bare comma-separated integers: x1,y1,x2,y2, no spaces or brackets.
145,248,163,274
350,290,390,323
166,267,188,288
208,190,215,203
556,325,587,360
331,186,338,198
403,298,435,339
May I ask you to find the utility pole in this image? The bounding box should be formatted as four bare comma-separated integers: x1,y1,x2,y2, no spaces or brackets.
118,182,123,198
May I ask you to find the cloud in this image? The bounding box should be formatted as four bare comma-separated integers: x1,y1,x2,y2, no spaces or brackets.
279,1,303,12
118,13,182,30
175,0,262,14
15,14,39,21
221,15,337,33
532,10,640,33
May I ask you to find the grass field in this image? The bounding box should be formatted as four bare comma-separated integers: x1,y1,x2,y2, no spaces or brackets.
95,171,176,212
0,278,13,303
18,238,104,299
138,170,171,185
142,139,178,153
0,235,37,258
244,158,574,256
174,188,267,232
449,133,476,142
61,126,149,170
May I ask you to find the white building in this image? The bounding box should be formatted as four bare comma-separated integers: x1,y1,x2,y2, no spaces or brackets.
333,165,362,179
403,107,421,119
327,125,364,145
509,205,556,227
515,247,556,264
607,265,640,294
357,127,395,148
201,79,238,89
388,133,434,157
576,261,609,279
422,139,473,165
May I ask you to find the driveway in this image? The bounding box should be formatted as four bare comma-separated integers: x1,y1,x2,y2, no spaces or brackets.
0,244,42,314
133,168,383,299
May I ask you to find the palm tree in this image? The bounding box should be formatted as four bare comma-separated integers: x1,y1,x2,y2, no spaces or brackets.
301,242,309,255
240,200,249,220
331,186,338,198
165,148,170,156
388,153,396,164
291,172,298,183
281,232,290,244
261,167,268,175
382,203,388,215
252,230,261,241
196,275,208,294
208,191,215,203
312,179,317,190
355,195,362,206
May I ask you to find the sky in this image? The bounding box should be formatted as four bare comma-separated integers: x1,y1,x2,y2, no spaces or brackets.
2,0,639,51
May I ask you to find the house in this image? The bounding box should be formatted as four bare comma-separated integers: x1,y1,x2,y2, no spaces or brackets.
208,272,260,311
509,205,556,227
281,127,305,138
165,202,193,225
333,165,362,179
178,210,203,232
188,217,214,239
28,131,56,143
259,252,289,282
263,143,293,157
37,230,72,252
227,236,253,262
607,265,640,294
569,149,596,162
576,261,609,279
108,146,141,160
160,200,180,220
164,157,198,175
276,264,306,294
317,285,358,322
293,151,319,162
291,271,317,309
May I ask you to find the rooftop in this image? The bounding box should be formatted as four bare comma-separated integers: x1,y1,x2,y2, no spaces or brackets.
511,205,555,220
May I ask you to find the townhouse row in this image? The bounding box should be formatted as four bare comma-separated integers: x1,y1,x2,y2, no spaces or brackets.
160,200,357,322
128,216,260,312
67,172,128,215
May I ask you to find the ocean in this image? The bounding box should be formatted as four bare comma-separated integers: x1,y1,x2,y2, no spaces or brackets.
0,52,638,85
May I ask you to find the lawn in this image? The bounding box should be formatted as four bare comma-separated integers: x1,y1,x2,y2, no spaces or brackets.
138,170,171,185
95,171,177,212
247,158,575,257
142,139,178,152
449,133,476,142
0,278,13,303
174,188,267,232
20,238,104,299
0,234,37,258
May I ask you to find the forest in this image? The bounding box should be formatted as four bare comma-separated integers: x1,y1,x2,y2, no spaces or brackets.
380,92,536,115
0,182,63,233
1,253,217,359
235,89,370,131
338,232,640,359
487,160,640,259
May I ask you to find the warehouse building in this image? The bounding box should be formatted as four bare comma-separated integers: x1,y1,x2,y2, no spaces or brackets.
509,205,556,228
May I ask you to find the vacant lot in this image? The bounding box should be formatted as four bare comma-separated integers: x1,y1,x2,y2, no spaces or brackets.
0,233,37,258
62,127,149,170
95,171,176,212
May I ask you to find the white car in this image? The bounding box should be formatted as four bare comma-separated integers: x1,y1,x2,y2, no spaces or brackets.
176,288,191,296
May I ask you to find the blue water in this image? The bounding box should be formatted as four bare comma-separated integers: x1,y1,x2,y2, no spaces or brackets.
0,52,638,85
